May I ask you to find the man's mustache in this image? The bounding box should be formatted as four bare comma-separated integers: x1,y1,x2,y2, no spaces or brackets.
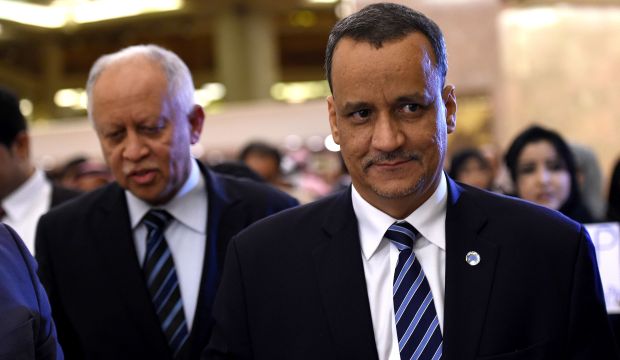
362,151,420,171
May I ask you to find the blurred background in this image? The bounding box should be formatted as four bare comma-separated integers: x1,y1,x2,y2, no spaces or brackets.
1,0,619,201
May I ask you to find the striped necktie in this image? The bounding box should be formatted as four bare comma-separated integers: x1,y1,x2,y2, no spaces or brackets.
142,209,189,359
387,221,443,360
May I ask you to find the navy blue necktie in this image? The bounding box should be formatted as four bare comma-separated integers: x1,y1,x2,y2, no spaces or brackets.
387,221,443,360
142,209,189,359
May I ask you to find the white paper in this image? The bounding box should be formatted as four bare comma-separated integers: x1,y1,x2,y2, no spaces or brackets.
585,222,620,314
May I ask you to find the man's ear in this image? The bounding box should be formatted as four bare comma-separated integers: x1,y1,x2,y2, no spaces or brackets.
443,85,457,134
327,95,340,144
11,131,30,160
188,105,205,144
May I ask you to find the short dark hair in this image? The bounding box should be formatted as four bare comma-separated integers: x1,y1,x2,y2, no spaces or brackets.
0,87,27,148
211,161,265,182
238,141,282,166
324,2,448,92
448,148,490,180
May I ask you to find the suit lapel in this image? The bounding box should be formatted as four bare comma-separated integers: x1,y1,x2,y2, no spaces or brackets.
443,179,499,360
94,184,171,356
186,164,240,360
312,190,379,360
95,167,239,360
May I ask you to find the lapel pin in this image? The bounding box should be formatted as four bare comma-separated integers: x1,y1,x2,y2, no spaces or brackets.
465,251,481,266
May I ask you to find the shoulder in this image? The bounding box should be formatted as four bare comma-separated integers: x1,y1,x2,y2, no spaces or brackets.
208,169,299,207
0,224,36,282
0,224,24,256
40,182,123,225
453,182,585,247
50,184,82,207
461,184,578,225
232,190,346,245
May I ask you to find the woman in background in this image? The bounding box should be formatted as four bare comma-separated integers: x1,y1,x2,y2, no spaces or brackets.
504,125,593,223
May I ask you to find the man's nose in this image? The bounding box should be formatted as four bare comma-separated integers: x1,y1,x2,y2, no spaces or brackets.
371,114,403,153
122,132,148,161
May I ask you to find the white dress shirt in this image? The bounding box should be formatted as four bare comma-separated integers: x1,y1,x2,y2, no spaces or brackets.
352,173,448,360
126,160,207,331
2,169,52,254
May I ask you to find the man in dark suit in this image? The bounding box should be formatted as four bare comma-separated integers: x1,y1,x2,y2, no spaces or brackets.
35,44,298,360
0,223,63,359
0,87,80,254
205,3,619,359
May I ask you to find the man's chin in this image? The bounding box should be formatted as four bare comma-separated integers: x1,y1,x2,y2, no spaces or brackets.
371,183,421,200
126,186,165,205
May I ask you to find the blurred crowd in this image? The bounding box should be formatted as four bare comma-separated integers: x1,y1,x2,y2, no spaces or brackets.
40,126,620,227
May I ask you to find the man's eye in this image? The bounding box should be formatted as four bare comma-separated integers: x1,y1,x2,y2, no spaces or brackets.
106,130,124,141
142,125,164,134
402,104,420,113
351,109,371,119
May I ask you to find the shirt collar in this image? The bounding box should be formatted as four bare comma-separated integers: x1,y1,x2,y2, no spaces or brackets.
2,169,49,220
352,172,448,260
126,160,206,233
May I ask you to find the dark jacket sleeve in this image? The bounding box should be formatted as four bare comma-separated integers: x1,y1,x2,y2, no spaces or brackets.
3,224,64,360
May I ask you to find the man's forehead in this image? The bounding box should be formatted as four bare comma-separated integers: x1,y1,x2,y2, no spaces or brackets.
331,36,437,95
331,39,434,89
95,56,163,88
92,60,167,105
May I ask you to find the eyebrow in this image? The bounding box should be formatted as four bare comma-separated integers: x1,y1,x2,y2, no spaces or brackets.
135,115,167,125
395,93,432,104
340,101,373,114
340,92,432,113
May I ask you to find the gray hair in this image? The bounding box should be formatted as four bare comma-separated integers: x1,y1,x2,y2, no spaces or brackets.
86,44,194,121
325,2,448,92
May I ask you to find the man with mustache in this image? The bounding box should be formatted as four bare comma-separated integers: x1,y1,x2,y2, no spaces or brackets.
205,3,618,359
35,45,298,360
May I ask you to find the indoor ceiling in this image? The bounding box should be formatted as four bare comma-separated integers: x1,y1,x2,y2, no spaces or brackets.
0,0,339,119
1,0,618,119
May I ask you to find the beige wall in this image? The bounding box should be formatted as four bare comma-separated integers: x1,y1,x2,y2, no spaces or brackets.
495,6,620,187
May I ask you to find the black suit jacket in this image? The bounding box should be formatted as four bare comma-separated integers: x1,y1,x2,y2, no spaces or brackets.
205,177,619,359
35,163,298,360
0,224,63,360
49,184,81,208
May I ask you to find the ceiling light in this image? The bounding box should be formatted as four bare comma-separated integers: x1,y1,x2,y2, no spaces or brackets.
73,0,183,24
0,1,66,28
0,0,183,29
270,81,330,104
